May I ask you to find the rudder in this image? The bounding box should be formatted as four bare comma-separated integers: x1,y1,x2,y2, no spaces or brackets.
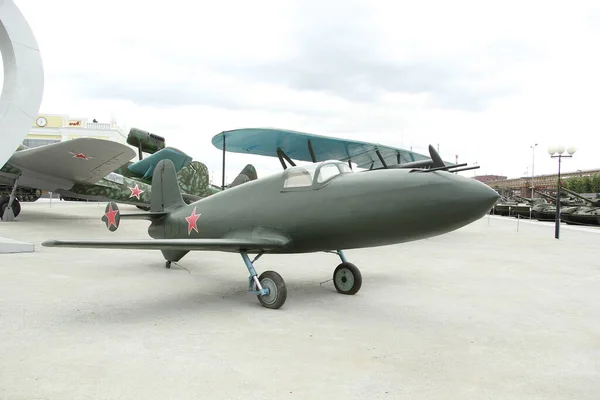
151,159,186,212
177,161,210,197
229,164,258,188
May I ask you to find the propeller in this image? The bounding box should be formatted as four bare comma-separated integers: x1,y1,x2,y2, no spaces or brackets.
409,145,480,174
376,144,480,173
428,144,445,168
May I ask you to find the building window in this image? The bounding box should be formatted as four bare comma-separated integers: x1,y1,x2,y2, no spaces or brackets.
22,138,61,148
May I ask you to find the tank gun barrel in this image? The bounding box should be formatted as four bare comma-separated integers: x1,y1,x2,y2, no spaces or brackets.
534,189,556,201
514,195,533,204
560,187,596,205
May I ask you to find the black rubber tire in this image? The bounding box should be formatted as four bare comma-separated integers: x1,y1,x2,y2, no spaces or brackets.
0,197,8,219
11,199,21,217
256,270,287,309
0,197,19,219
333,262,362,295
165,261,172,269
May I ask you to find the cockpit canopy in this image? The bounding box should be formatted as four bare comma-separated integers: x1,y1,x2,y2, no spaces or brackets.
283,160,352,189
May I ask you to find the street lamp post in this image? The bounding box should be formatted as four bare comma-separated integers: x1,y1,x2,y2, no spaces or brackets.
548,145,577,239
530,143,538,197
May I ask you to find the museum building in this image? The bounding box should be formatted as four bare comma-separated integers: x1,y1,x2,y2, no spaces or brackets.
24,114,128,148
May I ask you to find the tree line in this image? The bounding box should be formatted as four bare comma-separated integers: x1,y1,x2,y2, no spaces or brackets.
561,173,600,194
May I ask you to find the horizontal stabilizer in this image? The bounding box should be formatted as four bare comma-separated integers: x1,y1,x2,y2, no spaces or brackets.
120,212,169,220
101,201,167,232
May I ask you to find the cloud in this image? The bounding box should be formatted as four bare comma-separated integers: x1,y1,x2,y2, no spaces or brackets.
208,0,542,112
11,0,600,181
36,0,541,114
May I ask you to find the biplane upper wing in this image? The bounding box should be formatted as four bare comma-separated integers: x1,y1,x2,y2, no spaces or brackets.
211,128,449,169
7,138,136,190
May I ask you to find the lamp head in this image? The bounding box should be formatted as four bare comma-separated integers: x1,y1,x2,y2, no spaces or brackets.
567,146,577,155
556,145,566,154
548,145,558,155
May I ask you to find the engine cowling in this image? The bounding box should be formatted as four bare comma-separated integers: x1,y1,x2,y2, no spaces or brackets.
127,128,166,156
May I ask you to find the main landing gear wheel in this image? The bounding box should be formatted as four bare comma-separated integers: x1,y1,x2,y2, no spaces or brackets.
165,261,172,269
256,271,287,309
333,262,362,295
0,197,20,220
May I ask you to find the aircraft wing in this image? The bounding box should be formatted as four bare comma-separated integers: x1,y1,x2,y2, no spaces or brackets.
128,147,193,178
42,237,290,252
211,128,449,169
8,138,136,190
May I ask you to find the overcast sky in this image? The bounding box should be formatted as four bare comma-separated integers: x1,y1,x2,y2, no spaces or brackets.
7,0,600,183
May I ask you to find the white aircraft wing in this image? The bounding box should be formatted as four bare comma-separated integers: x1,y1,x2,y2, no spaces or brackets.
7,138,136,191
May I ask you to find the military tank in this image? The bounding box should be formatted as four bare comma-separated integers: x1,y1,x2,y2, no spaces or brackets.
558,187,600,226
531,189,586,222
510,195,547,218
491,196,520,216
531,190,558,221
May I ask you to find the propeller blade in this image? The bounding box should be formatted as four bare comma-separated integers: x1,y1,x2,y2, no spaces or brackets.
428,144,446,168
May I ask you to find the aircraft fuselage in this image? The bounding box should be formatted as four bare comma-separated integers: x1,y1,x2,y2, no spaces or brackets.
149,163,498,253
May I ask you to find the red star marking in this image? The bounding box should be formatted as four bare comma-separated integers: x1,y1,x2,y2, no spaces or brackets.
104,203,119,229
185,207,201,235
69,152,91,160
128,184,144,200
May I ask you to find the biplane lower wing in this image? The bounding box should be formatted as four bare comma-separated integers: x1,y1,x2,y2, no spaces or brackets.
211,128,450,170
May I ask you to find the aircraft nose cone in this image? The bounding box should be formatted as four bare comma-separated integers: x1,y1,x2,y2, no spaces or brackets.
447,174,499,221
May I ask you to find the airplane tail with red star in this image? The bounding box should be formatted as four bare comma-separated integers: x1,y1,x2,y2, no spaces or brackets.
101,159,184,232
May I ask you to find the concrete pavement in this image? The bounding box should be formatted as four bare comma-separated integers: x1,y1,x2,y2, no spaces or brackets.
0,202,598,399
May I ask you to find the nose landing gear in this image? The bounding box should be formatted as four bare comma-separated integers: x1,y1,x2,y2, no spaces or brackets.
329,250,362,295
333,262,362,295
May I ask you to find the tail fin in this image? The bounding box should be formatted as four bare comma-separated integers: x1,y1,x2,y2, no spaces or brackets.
177,161,210,197
229,164,258,188
151,159,186,212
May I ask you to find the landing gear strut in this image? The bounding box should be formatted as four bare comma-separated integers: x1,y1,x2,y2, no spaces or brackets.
330,250,362,295
0,179,22,221
241,251,287,309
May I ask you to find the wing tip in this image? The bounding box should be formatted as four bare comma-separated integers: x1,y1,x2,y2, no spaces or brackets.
41,240,58,247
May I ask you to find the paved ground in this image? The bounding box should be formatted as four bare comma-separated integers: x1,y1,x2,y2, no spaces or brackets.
0,201,599,400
